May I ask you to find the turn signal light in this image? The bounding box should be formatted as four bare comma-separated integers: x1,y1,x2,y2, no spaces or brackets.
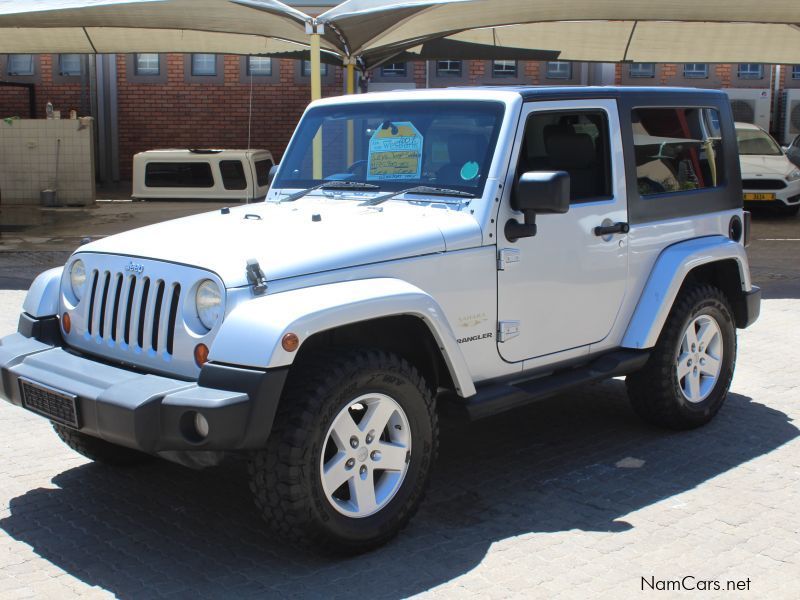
282,332,300,352
61,312,71,334
194,343,209,367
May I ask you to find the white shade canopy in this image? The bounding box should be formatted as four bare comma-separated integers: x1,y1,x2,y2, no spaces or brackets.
0,0,339,55
319,0,800,65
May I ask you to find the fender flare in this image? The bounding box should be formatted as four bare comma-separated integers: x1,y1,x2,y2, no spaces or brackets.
22,267,63,318
622,236,752,349
209,278,476,397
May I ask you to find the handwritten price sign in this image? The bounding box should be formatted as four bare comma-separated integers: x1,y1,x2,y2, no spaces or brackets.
368,122,423,181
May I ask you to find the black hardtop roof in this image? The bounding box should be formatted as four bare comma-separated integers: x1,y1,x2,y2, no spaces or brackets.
466,85,728,102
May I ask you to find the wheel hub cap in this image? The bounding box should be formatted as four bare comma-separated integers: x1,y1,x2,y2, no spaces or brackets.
319,393,411,518
676,314,723,403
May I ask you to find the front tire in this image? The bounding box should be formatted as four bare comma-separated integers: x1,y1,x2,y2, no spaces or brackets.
52,423,154,466
626,284,737,429
249,349,437,554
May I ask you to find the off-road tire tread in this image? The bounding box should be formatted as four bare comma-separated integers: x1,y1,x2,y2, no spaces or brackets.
52,423,154,466
248,348,438,554
626,283,736,430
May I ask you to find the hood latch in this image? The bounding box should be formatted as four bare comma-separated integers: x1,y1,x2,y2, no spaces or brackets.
246,259,268,295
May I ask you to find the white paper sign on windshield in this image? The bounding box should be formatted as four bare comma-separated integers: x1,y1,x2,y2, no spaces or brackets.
367,121,423,180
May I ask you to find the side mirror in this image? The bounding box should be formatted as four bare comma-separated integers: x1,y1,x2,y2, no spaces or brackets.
267,164,279,188
505,171,570,242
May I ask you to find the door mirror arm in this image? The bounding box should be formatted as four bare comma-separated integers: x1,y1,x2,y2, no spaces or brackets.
505,171,570,242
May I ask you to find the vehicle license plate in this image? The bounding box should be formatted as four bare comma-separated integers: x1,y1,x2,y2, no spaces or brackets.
19,378,80,428
743,193,776,201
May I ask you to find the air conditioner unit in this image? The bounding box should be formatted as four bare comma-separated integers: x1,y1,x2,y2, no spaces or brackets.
782,88,800,145
722,88,772,131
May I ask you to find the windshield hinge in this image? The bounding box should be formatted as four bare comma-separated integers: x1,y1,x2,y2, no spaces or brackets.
497,321,520,343
497,248,521,271
246,259,268,295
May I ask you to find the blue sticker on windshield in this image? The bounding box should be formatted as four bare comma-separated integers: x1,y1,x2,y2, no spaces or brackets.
460,161,479,181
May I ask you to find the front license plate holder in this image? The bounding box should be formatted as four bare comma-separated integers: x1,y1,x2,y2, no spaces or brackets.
19,378,80,428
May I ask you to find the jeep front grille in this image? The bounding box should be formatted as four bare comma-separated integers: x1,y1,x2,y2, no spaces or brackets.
85,269,182,356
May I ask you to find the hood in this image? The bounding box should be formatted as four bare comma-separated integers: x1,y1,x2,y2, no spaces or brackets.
739,154,795,178
81,197,482,287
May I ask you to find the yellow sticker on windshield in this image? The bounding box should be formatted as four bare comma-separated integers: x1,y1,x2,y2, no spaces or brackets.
367,121,423,181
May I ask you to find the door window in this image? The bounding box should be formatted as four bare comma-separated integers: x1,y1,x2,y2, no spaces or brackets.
516,110,612,202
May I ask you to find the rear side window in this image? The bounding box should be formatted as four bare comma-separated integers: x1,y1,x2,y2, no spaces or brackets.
517,110,612,203
144,162,214,188
254,158,274,187
220,160,247,190
632,107,723,196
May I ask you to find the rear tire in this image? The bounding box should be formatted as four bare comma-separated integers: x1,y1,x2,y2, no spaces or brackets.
626,284,736,430
249,348,437,554
52,423,154,466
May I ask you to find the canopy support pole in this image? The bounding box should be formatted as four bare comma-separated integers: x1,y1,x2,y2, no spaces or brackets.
346,58,355,165
307,21,324,178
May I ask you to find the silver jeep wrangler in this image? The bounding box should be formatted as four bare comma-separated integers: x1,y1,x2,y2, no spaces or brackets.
0,87,760,553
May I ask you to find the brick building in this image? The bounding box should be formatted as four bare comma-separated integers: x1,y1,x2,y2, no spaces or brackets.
3,53,800,184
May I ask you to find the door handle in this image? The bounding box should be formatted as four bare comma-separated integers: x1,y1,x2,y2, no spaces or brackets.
594,222,629,236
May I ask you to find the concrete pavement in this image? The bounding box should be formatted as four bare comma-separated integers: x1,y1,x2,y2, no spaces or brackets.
0,210,798,598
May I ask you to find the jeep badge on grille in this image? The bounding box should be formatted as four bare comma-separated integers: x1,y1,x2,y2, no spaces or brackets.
124,262,144,274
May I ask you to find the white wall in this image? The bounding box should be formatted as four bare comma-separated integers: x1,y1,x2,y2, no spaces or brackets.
0,118,95,206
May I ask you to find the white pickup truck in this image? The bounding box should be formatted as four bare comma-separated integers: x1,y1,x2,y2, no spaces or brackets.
0,86,760,553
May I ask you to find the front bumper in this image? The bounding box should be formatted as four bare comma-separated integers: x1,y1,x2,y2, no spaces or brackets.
743,179,800,207
0,316,287,455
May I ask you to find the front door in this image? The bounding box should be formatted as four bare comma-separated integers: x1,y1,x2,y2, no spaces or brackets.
497,100,629,362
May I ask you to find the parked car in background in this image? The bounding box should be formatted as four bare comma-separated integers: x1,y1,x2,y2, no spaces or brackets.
782,134,800,169
735,122,800,216
132,149,275,202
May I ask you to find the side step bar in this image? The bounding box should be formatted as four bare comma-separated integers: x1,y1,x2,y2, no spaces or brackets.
459,350,650,421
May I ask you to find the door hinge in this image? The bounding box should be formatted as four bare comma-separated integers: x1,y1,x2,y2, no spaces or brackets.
497,248,521,271
497,320,520,343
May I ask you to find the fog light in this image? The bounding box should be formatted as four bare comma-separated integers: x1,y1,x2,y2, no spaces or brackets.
62,312,71,334
194,412,209,439
194,343,209,367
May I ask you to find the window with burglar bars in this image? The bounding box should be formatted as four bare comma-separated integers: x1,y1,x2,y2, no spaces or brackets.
191,54,217,76
381,63,407,76
629,63,655,78
492,60,517,77
59,54,82,76
436,60,462,76
7,54,34,76
737,64,763,79
684,63,708,78
247,56,272,76
301,60,329,76
135,53,160,76
545,62,572,79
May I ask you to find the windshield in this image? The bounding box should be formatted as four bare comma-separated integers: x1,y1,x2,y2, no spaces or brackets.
736,127,783,156
273,100,506,196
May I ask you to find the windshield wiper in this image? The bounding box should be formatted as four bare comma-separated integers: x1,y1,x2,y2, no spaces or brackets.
361,185,475,207
280,181,381,203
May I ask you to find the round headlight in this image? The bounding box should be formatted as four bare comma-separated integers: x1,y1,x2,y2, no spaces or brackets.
70,259,87,300
195,279,222,330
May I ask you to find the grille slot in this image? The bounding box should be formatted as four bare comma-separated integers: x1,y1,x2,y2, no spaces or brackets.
81,270,182,357
166,284,181,355
742,178,786,190
137,277,151,349
86,270,99,334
